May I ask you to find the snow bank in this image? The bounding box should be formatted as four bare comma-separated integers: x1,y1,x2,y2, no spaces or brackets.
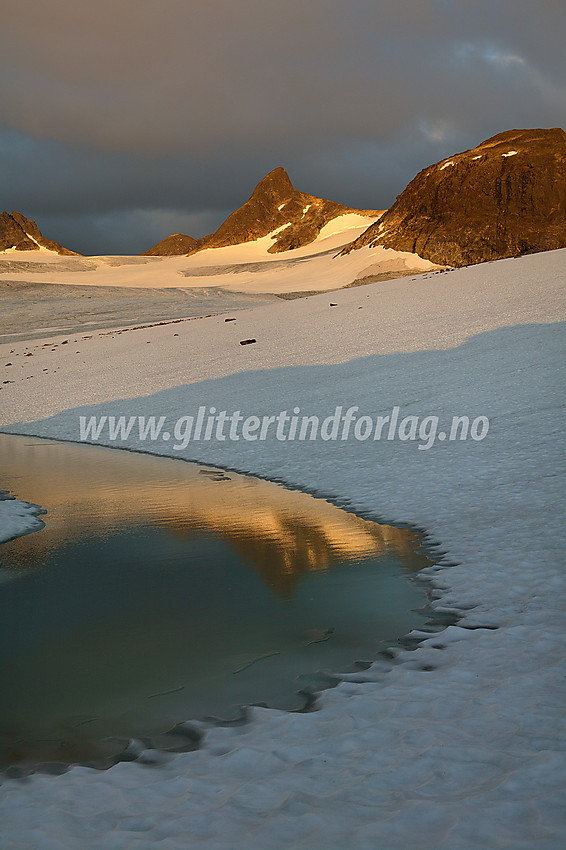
0,496,45,545
0,249,565,848
0,244,60,256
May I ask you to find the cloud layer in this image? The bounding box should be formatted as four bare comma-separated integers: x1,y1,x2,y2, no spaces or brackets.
1,0,564,253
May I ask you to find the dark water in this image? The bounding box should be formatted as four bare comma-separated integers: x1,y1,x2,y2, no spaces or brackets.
0,434,431,769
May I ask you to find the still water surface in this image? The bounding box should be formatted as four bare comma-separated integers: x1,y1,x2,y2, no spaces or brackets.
0,434,430,768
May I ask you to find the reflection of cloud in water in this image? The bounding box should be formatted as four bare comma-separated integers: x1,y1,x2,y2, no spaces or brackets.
0,437,429,597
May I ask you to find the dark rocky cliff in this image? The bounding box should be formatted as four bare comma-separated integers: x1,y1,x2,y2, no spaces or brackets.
341,128,566,266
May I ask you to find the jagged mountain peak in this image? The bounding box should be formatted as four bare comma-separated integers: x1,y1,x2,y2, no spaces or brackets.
140,167,379,258
249,166,295,199
183,168,379,256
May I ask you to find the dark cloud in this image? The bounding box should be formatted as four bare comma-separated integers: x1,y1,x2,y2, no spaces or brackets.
1,0,564,254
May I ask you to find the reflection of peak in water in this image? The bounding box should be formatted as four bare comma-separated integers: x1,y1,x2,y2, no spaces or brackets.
0,434,431,771
169,510,426,597
0,435,430,597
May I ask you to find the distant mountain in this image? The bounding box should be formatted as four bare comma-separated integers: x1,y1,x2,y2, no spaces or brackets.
0,211,78,255
141,233,198,256
341,128,566,267
184,167,379,256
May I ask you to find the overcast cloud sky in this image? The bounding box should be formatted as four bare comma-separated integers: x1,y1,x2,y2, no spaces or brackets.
1,0,564,254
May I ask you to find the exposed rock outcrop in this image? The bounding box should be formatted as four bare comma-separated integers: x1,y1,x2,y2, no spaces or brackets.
187,167,379,255
141,233,198,256
341,128,566,266
0,211,78,255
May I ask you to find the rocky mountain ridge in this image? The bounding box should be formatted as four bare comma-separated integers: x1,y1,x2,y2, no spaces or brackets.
0,211,78,255
143,167,379,256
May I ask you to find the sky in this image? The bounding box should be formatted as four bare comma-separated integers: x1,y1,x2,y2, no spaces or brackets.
1,0,565,255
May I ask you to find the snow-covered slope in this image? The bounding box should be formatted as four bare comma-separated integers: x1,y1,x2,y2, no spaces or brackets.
0,249,564,848
0,214,439,295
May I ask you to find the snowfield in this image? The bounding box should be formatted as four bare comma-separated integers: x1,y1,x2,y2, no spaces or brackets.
0,248,565,848
0,213,438,294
